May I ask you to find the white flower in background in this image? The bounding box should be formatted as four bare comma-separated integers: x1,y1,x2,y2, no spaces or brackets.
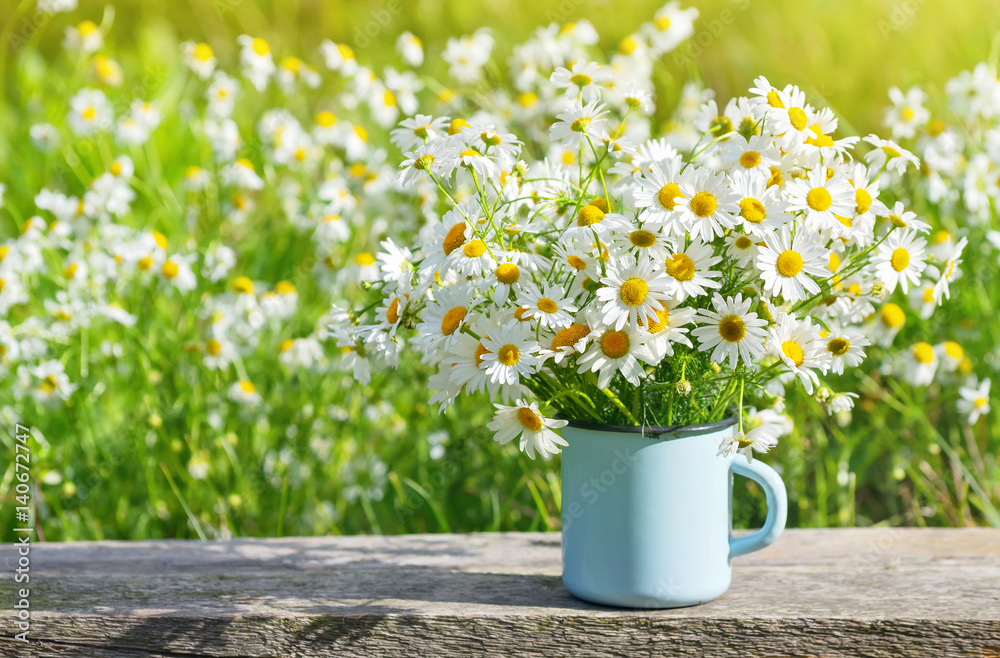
236,35,276,91
63,19,102,53
38,0,78,14
884,86,930,140
488,399,568,459
68,88,112,136
30,123,59,152
181,41,217,80
904,342,939,386
551,60,610,101
229,380,263,407
863,135,920,175
396,32,424,67
30,360,77,405
822,328,870,375
550,99,610,148
442,29,494,83
957,378,991,424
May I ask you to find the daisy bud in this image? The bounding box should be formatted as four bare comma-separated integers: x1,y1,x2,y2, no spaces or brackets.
512,161,528,179
676,381,692,396
871,282,887,300
710,362,721,374
814,386,832,403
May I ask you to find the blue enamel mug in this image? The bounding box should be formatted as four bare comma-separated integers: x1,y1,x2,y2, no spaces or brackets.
560,418,787,608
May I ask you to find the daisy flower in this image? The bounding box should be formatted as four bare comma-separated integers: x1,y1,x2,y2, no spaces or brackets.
728,169,791,238
549,100,609,148
756,228,828,303
766,85,815,149
692,293,768,370
181,41,216,80
662,237,722,301
642,302,696,362
863,135,920,175
550,61,610,101
479,320,542,387
884,86,930,140
719,134,780,177
414,283,479,354
516,283,578,330
228,380,262,407
874,229,927,294
632,157,692,233
727,232,759,268
785,167,854,234
872,302,907,347
822,328,870,375
676,169,739,241
610,222,671,263
561,201,631,242
488,399,569,459
576,325,654,388
596,259,674,331
68,88,112,136
957,378,991,425
931,236,967,302
884,201,930,233
769,314,827,394
716,426,776,463
904,342,938,386
236,35,275,92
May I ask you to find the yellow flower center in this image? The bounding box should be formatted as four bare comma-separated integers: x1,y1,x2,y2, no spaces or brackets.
776,250,804,277
734,236,754,250
551,324,590,351
386,297,401,324
882,145,901,159
354,125,369,142
441,306,467,335
138,256,153,271
788,107,808,131
206,339,222,356
646,307,670,334
657,183,683,210
240,380,256,394
739,198,766,223
498,344,521,366
463,240,486,258
194,42,213,61
890,248,910,272
77,20,98,36
448,118,468,135
782,341,805,366
356,252,375,266
315,110,337,127
567,255,587,270
806,187,832,212
517,407,544,432
618,36,638,55
689,192,717,218
82,106,96,120
912,342,935,364
162,260,179,279
827,337,850,356
496,263,520,285
384,89,397,107
718,315,747,343
739,150,762,169
251,38,270,56
576,205,605,227
570,73,592,87
665,253,696,281
619,277,649,306
855,188,872,215
533,298,557,315
654,16,671,30
570,117,591,133
880,303,906,329
233,276,255,294
974,397,989,408
600,330,630,358
629,229,657,248
443,222,467,255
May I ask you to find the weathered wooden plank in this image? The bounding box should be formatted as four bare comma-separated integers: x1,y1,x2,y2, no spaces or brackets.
1,529,998,657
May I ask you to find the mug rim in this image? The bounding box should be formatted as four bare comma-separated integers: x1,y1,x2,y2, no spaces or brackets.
563,415,737,436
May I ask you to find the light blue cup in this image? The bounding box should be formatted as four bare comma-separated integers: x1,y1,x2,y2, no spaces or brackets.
560,418,787,608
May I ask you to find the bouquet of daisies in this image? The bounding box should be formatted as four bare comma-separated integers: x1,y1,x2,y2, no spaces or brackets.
340,25,960,465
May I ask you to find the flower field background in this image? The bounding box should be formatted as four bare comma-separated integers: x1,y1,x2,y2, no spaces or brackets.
1,0,1000,543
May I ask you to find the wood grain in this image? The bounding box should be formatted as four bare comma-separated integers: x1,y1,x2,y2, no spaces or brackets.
1,528,998,657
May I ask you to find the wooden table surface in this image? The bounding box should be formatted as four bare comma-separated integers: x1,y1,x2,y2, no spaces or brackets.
1,528,998,657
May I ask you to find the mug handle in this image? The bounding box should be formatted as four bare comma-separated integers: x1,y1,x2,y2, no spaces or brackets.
729,459,788,559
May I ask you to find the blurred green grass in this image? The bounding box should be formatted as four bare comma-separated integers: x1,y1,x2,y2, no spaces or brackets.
5,0,998,131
